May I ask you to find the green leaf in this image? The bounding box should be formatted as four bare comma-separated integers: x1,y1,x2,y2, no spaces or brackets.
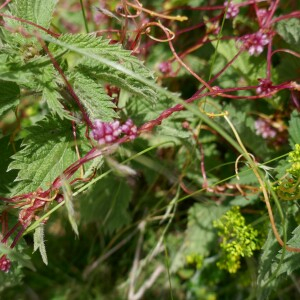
273,225,300,277
71,71,117,122
79,175,131,235
276,18,300,47
0,264,24,292
0,243,34,271
0,136,20,195
48,33,158,102
257,216,300,299
212,40,266,85
41,66,76,121
277,54,300,82
8,116,79,195
9,0,58,29
289,110,300,147
168,0,206,7
256,227,281,299
171,203,228,272
0,80,20,117
61,176,79,237
33,224,48,265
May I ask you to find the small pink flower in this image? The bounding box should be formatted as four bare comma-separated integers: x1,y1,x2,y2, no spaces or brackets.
158,61,172,74
121,119,138,140
238,31,270,56
224,1,239,19
92,119,137,145
256,79,274,97
0,255,11,273
254,118,277,139
257,9,269,26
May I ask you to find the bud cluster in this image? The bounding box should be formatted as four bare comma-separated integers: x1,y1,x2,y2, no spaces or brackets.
92,119,137,145
256,78,274,97
238,31,270,56
158,61,172,74
224,1,239,19
0,255,11,273
213,206,261,273
288,144,300,177
254,118,277,139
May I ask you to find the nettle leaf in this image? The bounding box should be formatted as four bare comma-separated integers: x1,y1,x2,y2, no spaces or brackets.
126,93,176,125
9,0,58,29
0,136,20,195
61,176,79,237
0,243,34,271
79,175,131,235
3,0,58,46
8,116,79,195
276,18,300,47
0,80,20,117
277,54,300,82
48,33,158,102
289,110,300,147
273,225,300,277
257,215,300,299
0,264,24,292
256,226,281,299
71,71,117,122
78,62,157,103
33,224,48,265
169,0,206,7
171,203,227,272
212,40,266,85
41,66,76,121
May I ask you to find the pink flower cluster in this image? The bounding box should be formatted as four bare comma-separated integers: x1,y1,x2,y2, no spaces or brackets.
0,255,11,273
254,118,276,139
224,1,239,19
256,78,274,97
238,31,270,56
92,119,137,145
257,9,269,26
159,61,172,74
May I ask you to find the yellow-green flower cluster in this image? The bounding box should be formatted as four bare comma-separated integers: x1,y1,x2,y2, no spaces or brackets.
185,253,203,270
213,206,261,273
287,144,300,177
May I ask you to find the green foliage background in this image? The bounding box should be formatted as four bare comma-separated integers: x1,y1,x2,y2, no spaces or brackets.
0,0,300,299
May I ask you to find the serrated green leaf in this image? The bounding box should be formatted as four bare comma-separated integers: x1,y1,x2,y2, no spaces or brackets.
33,224,48,265
78,62,157,103
61,176,79,237
257,215,300,299
47,33,158,102
0,264,24,292
273,225,300,277
55,33,134,61
289,110,300,147
171,203,227,272
168,0,206,7
79,175,131,235
41,66,76,121
0,243,34,271
277,54,300,82
9,0,58,29
256,227,281,299
157,121,191,139
0,136,20,195
276,18,300,47
8,116,79,195
71,71,117,122
0,80,20,116
212,40,266,85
